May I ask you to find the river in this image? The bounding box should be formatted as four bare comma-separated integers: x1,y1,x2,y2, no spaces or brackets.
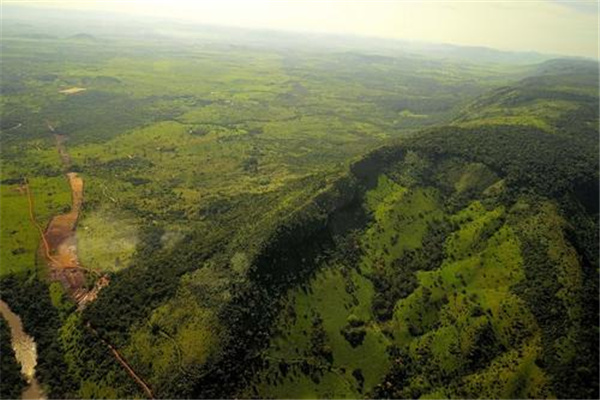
0,299,45,400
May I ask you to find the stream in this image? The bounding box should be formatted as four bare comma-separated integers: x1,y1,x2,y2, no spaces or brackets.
0,299,45,400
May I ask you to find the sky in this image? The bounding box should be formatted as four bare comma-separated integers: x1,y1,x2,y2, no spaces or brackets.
4,0,599,58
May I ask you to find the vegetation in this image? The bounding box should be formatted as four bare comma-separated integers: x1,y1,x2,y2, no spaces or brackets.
0,9,597,400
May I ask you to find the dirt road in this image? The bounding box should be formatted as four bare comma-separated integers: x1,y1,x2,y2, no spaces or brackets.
86,323,155,399
36,126,109,306
35,125,152,397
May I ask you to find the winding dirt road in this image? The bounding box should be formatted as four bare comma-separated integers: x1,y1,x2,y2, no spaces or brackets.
40,125,109,307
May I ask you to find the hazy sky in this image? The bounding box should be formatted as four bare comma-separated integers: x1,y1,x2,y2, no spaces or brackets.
5,0,599,58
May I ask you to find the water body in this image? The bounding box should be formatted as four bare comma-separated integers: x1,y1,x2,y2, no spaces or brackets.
0,299,45,400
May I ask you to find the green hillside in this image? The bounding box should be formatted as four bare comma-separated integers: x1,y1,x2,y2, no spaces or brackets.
239,65,599,399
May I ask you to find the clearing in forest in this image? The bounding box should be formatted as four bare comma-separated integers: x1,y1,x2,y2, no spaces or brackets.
59,87,87,95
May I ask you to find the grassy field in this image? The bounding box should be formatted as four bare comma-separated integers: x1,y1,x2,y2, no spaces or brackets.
248,265,390,398
76,208,138,273
389,200,550,398
0,176,71,277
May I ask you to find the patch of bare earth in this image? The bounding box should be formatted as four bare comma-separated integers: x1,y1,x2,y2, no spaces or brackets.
58,87,87,95
40,133,109,308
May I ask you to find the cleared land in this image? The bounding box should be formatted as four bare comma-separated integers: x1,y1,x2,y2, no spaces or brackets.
58,87,87,95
